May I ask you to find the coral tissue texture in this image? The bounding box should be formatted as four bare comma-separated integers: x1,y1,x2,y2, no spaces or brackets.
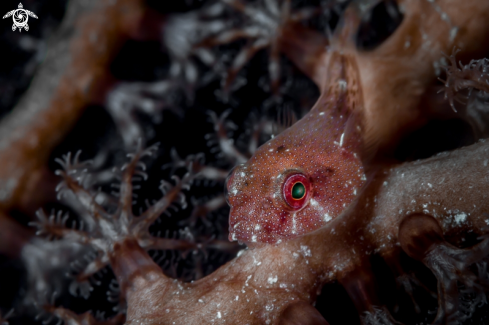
2,0,489,324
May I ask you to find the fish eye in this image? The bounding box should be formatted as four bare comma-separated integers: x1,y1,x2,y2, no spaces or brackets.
291,182,306,200
283,173,311,210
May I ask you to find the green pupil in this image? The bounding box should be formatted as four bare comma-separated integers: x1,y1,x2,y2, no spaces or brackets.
291,182,305,199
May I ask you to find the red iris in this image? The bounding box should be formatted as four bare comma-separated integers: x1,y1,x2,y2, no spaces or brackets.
282,173,311,210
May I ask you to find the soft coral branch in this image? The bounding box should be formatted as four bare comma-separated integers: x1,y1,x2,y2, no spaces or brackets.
0,0,149,214
130,136,489,324
31,144,202,303
30,130,489,325
339,0,489,152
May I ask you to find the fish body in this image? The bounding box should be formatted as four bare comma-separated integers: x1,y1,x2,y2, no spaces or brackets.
227,50,367,245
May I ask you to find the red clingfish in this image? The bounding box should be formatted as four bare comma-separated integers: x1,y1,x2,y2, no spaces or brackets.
226,33,368,244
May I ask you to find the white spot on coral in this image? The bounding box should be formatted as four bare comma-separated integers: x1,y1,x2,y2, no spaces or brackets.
267,275,278,284
237,249,246,257
449,27,458,42
252,255,261,266
245,275,252,286
300,245,311,257
454,212,467,225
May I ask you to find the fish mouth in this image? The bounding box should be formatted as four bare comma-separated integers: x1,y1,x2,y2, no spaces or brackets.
228,221,241,242
229,217,284,245
228,216,262,244
228,219,249,242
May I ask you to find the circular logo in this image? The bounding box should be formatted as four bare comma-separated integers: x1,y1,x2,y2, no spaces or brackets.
3,3,38,32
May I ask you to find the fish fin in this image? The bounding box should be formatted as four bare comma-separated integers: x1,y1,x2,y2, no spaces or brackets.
275,104,298,131
342,108,374,161
334,160,382,224
359,123,384,165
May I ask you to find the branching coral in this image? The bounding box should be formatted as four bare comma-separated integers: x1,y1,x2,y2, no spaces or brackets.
0,0,149,217
27,137,489,325
33,144,199,285
3,0,489,324
340,0,489,152
201,0,322,95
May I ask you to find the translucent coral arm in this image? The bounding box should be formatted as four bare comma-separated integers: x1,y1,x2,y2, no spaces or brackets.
207,110,249,164
134,172,193,233
198,0,327,95
118,144,159,222
441,48,489,111
75,254,111,282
